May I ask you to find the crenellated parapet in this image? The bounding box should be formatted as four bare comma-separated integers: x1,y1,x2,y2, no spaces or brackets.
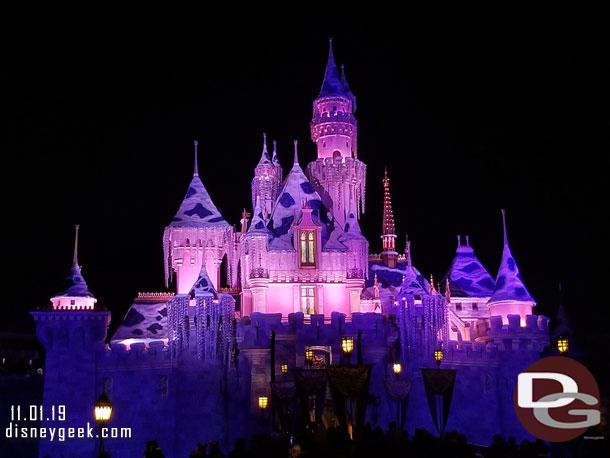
98,341,172,369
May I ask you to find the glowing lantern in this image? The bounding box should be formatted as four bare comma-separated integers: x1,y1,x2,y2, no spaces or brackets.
258,396,268,410
434,349,443,368
557,336,568,355
94,392,112,422
281,364,288,378
305,349,314,368
393,362,402,378
341,336,354,364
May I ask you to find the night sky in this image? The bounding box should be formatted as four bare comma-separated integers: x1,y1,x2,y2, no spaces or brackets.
3,16,608,375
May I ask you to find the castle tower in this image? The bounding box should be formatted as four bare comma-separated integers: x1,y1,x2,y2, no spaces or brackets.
307,39,366,229
487,209,536,325
251,133,282,218
31,226,110,458
164,141,234,293
381,168,398,268
243,196,271,314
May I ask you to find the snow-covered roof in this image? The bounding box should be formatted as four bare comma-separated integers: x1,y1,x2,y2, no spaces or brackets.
246,197,270,238
445,238,495,298
54,264,95,298
488,210,535,304
267,148,331,249
111,299,168,342
169,174,229,228
189,265,218,297
339,210,366,242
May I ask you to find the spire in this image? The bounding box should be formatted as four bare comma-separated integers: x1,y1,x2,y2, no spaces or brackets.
293,140,299,165
382,167,396,236
445,277,451,302
193,140,199,177
53,225,95,299
257,133,271,165
373,272,380,299
406,240,413,272
318,37,344,98
272,139,280,167
457,235,461,247
72,224,80,269
429,274,436,294
488,209,535,304
501,209,508,246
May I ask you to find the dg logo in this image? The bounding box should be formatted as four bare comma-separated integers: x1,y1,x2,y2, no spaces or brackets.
514,356,601,441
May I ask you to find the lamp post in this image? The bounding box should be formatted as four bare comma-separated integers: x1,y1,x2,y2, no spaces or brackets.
392,362,402,379
557,336,568,356
258,396,268,418
341,336,354,365
281,364,288,379
305,349,314,369
434,349,443,368
94,392,112,458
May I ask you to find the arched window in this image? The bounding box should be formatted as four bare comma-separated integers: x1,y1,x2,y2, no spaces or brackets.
300,230,316,267
301,287,315,315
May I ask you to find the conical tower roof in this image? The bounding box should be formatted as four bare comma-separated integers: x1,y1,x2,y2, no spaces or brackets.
189,264,218,298
54,225,95,298
444,236,495,297
268,141,330,246
169,141,229,228
318,38,344,98
256,133,272,166
488,210,535,304
246,196,270,238
398,241,432,297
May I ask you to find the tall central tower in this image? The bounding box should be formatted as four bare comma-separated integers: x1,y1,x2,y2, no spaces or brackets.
307,39,366,229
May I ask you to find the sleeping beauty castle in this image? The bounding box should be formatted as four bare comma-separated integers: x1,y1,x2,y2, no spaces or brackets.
30,41,551,457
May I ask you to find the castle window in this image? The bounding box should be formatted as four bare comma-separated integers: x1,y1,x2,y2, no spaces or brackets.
70,299,75,306
472,303,478,311
332,106,337,111
301,287,315,315
300,230,316,267
455,303,462,311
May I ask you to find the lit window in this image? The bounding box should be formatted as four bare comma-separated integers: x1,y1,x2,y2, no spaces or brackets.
300,230,316,267
301,287,315,315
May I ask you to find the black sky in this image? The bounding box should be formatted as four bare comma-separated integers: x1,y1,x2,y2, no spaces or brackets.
2,14,608,373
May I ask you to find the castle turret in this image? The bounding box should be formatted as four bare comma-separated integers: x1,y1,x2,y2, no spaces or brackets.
307,39,366,228
31,226,110,458
163,140,234,293
381,168,398,268
243,197,271,314
251,133,282,218
487,209,536,325
49,224,97,310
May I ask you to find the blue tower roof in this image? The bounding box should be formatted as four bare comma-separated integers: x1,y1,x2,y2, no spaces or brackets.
246,196,270,238
318,38,346,98
256,133,272,166
445,236,495,298
189,264,218,298
54,225,94,298
488,210,535,304
268,141,330,248
169,142,229,228
397,241,432,297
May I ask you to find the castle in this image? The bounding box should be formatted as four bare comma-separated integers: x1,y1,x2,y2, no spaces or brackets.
31,41,550,457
